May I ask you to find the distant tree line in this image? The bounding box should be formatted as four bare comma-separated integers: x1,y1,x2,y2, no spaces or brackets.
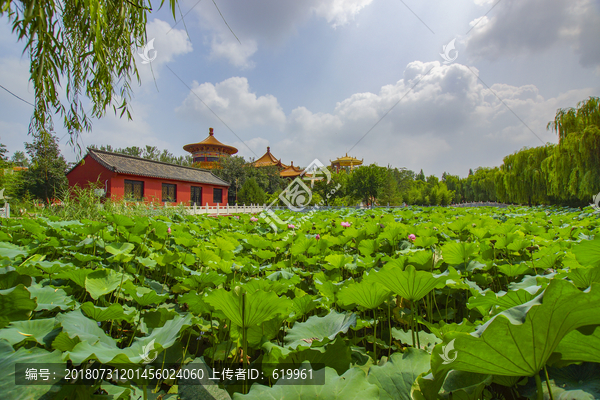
89,144,193,166
2,96,597,208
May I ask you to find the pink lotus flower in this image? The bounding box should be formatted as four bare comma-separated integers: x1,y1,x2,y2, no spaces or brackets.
316,234,321,240
288,224,296,229
167,227,171,234
250,217,259,222
341,221,351,227
408,234,416,242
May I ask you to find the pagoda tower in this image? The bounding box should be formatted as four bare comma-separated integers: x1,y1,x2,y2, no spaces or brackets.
183,127,238,169
330,153,363,172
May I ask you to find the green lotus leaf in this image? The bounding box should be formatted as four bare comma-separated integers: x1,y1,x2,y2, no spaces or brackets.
179,291,213,316
57,268,93,288
105,242,135,255
391,328,441,352
366,348,430,400
80,301,134,323
233,363,379,400
496,262,532,277
467,289,537,315
291,294,317,319
285,310,356,349
568,266,600,289
262,338,352,376
123,283,168,306
291,236,315,256
549,324,600,366
439,370,493,400
441,242,479,265
56,309,116,347
432,279,600,377
0,270,32,290
324,254,353,270
27,284,75,311
0,242,29,260
34,260,74,275
254,249,276,260
85,269,130,300
0,318,57,345
66,313,193,364
0,285,36,328
337,281,391,309
371,264,448,301
205,288,292,329
358,239,378,256
104,214,135,227
0,339,64,399
572,236,600,267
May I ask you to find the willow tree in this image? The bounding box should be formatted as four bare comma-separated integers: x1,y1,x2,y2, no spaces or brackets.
547,96,600,143
542,125,600,205
0,0,178,146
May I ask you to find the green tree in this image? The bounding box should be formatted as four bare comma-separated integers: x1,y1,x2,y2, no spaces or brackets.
0,0,181,146
377,168,402,206
348,164,387,206
237,177,266,205
10,151,30,167
547,96,600,143
24,134,68,203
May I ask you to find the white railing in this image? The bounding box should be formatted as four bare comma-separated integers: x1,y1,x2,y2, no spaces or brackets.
0,202,9,218
185,203,267,216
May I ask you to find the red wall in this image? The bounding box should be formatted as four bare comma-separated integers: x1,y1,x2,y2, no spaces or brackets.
67,155,228,206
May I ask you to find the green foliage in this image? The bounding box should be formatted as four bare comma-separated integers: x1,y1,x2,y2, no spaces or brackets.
23,133,68,204
348,164,387,206
0,0,178,147
89,144,193,166
0,206,599,398
237,177,266,205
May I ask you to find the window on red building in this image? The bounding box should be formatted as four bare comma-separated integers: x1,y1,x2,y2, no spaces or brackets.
213,188,223,204
162,183,177,202
124,180,144,201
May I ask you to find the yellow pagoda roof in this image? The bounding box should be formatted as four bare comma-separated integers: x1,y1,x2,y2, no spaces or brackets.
331,153,363,165
279,161,303,178
183,128,238,155
254,147,286,168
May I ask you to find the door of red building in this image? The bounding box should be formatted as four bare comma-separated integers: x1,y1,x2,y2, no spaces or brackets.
191,186,202,205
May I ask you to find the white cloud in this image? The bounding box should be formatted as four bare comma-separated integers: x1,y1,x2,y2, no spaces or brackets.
313,0,375,27
175,61,596,176
191,0,374,68
176,77,287,130
135,19,193,83
466,0,600,70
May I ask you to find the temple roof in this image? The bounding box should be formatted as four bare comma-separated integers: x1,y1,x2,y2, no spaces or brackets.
183,128,238,155
279,161,303,178
76,149,230,186
254,147,286,168
331,153,363,165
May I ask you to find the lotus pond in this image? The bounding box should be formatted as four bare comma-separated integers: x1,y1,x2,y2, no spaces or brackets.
0,206,599,400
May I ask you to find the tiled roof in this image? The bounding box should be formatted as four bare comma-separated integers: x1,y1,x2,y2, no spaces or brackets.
254,147,286,168
183,128,238,154
82,149,230,187
280,161,303,178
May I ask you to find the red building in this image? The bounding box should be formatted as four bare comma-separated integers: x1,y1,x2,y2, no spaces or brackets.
67,149,230,206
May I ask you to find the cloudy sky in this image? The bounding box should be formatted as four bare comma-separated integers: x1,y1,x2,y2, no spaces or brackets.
1,0,599,177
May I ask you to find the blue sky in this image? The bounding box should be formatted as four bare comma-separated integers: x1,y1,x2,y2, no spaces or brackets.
1,0,599,177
